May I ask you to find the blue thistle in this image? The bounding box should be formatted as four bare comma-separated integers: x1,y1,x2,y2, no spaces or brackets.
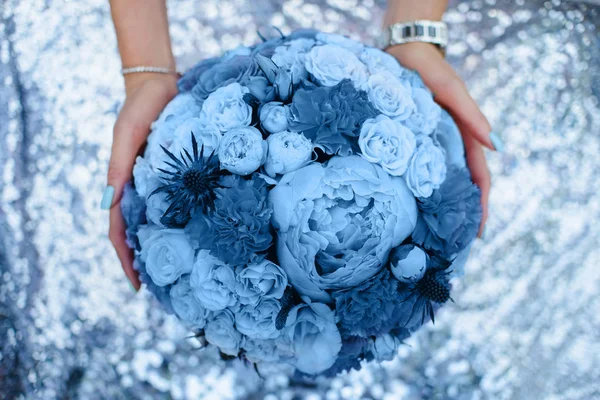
150,133,223,228
401,256,454,326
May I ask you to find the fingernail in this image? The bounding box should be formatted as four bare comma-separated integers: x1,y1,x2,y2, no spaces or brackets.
489,132,504,152
100,185,115,210
130,281,139,293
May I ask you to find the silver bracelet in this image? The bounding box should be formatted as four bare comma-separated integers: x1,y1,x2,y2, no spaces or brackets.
379,20,448,52
121,66,180,76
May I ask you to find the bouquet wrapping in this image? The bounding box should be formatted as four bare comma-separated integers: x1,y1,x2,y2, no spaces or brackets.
122,29,482,377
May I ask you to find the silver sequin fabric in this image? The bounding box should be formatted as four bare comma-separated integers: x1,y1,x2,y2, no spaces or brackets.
1,0,599,399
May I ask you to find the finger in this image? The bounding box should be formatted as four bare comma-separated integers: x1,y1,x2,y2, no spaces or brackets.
460,128,491,237
109,204,141,291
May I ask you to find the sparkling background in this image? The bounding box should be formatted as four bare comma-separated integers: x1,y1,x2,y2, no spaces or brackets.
1,0,600,399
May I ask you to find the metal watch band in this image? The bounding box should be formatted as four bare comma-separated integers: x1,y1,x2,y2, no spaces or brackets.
379,20,448,51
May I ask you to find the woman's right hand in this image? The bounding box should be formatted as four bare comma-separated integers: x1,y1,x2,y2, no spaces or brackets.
103,73,178,291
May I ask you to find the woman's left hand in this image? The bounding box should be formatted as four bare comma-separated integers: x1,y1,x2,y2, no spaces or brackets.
386,42,495,237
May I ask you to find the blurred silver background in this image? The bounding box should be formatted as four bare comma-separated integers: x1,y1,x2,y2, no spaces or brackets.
1,0,599,399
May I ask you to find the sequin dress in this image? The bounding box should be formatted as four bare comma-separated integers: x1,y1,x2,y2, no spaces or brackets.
1,0,599,398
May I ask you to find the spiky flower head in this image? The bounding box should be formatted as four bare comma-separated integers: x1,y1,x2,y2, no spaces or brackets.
400,255,453,327
150,133,223,228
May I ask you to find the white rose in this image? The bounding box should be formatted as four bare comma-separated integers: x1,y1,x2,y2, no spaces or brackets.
218,126,267,175
138,228,195,287
199,82,252,133
404,136,447,198
264,131,313,177
367,71,415,120
169,118,221,160
259,102,290,134
390,244,427,283
316,32,364,55
360,47,405,77
358,115,417,176
304,44,368,88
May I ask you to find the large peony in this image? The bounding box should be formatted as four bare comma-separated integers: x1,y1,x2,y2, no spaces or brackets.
269,156,418,302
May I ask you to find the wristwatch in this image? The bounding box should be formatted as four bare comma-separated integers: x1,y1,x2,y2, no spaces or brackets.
379,20,448,53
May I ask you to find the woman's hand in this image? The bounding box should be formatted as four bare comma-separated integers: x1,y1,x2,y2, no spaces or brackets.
386,42,497,237
102,74,178,291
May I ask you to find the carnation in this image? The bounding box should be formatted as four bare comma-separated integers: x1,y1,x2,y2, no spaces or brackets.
289,79,377,155
186,176,273,266
333,269,403,337
412,166,482,257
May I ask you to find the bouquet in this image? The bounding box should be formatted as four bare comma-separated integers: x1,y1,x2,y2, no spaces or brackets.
121,29,482,377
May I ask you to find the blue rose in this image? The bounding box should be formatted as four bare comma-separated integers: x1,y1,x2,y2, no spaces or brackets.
186,176,273,266
138,228,195,287
432,110,466,168
289,79,377,155
264,131,313,178
358,114,417,176
269,156,417,302
189,250,238,311
204,310,242,356
191,55,260,101
271,38,315,84
259,102,290,134
333,269,403,337
412,166,482,257
285,302,342,375
234,260,288,305
199,82,252,133
405,88,442,135
235,298,281,339
367,71,415,120
315,32,364,55
389,244,427,283
170,275,211,329
218,126,267,175
369,333,402,362
359,47,405,77
404,136,447,198
304,44,367,88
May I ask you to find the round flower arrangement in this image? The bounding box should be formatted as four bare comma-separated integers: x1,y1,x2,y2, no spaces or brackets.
122,29,482,377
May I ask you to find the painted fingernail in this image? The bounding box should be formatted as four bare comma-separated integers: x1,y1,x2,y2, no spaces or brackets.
480,226,487,240
489,132,504,152
130,281,139,293
100,185,115,210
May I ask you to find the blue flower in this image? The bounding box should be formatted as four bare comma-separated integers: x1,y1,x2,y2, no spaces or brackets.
242,337,294,364
186,176,273,266
315,32,364,55
218,126,267,175
121,182,146,251
189,250,238,311
178,56,222,93
368,333,402,362
404,135,447,198
271,38,315,84
264,131,313,177
191,55,260,102
199,82,252,133
412,166,482,257
269,156,418,302
359,47,405,77
405,87,442,135
389,244,427,283
366,71,415,120
170,275,211,329
138,227,195,287
204,309,242,356
235,298,281,339
134,256,174,315
321,336,369,377
289,79,378,155
284,302,342,375
333,269,403,337
305,44,367,88
234,260,288,305
358,114,416,176
259,102,290,134
432,110,466,168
